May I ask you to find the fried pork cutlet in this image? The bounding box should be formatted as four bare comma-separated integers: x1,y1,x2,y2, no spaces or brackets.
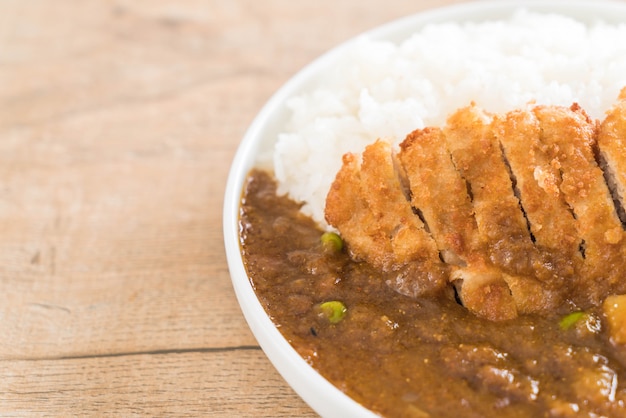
596,89,626,298
399,122,521,320
325,93,626,321
494,108,581,285
325,140,448,298
398,127,478,266
535,104,624,307
599,87,626,227
493,107,581,314
443,105,564,318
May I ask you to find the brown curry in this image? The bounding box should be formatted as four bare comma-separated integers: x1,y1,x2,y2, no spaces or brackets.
240,169,626,417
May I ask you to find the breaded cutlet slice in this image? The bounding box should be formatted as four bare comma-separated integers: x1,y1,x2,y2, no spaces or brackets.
325,140,448,297
442,104,566,317
443,105,541,279
324,95,626,320
495,108,581,287
597,89,626,298
534,103,624,306
598,88,626,228
399,126,523,320
399,127,479,266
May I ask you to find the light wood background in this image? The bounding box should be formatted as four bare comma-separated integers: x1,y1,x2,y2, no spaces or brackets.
0,0,560,415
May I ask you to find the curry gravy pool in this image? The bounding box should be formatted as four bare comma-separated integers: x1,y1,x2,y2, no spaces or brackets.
240,169,626,418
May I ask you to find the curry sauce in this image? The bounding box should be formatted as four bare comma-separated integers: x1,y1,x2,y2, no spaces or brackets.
240,169,626,417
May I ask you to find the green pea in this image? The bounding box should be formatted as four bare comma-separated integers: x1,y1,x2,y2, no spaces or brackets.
321,231,343,252
559,311,586,330
319,300,347,324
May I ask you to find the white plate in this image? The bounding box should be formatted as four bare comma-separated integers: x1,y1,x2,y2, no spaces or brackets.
223,1,626,416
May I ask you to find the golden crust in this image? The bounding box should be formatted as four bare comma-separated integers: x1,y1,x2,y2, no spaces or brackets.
399,127,479,265
325,140,448,297
535,104,624,306
495,108,581,288
325,94,626,320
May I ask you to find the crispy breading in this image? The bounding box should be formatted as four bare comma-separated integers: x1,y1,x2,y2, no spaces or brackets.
325,140,448,297
494,108,581,287
398,125,522,319
598,87,626,222
535,103,624,306
444,105,542,279
399,127,479,266
592,92,626,300
325,95,626,320
442,105,565,316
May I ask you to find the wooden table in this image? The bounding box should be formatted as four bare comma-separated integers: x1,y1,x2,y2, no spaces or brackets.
0,0,473,415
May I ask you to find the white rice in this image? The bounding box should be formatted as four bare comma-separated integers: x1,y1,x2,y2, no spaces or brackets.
271,10,626,228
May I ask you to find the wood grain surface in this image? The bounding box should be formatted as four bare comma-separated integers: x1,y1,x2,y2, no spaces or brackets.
0,0,483,415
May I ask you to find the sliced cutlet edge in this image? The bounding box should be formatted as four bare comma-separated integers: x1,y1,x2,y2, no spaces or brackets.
325,151,389,264
400,123,522,320
325,140,448,297
442,104,552,318
494,107,581,287
443,104,539,280
534,103,624,306
359,140,448,297
398,126,479,266
596,89,626,295
597,88,626,227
